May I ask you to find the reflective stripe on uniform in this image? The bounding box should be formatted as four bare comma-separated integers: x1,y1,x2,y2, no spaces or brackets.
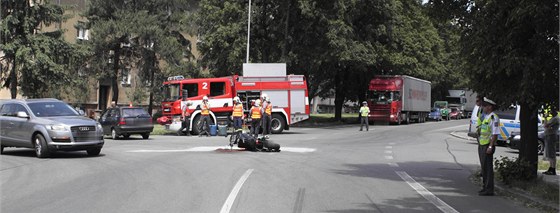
251,107,261,119
201,103,210,115
233,104,243,117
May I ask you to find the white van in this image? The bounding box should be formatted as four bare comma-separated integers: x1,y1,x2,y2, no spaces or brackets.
468,105,542,143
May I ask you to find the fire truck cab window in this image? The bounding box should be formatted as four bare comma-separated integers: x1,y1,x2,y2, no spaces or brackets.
210,82,225,97
183,83,198,98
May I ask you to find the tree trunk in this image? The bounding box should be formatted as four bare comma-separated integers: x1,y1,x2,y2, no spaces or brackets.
334,68,348,121
518,102,538,179
9,60,17,99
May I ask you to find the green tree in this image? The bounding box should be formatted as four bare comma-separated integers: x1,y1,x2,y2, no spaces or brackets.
84,0,197,112
196,0,447,120
1,0,78,99
461,0,558,178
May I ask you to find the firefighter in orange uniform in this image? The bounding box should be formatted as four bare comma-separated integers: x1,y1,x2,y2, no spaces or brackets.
261,95,272,137
199,96,211,137
250,99,262,137
232,96,244,131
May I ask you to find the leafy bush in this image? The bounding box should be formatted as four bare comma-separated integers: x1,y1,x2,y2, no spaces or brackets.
495,156,534,185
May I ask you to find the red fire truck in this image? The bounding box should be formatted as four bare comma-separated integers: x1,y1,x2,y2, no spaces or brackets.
157,65,310,135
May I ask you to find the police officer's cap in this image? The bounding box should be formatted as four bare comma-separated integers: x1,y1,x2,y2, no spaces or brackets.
483,97,496,106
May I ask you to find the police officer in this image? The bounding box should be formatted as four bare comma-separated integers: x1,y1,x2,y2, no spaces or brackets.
232,96,244,132
478,97,499,196
359,101,370,131
199,96,211,137
250,99,262,138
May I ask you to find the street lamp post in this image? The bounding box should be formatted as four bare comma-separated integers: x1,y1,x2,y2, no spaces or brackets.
246,0,252,64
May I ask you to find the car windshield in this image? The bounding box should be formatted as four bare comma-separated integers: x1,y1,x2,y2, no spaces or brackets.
434,102,447,108
28,102,79,117
431,108,439,112
495,107,516,120
122,108,150,118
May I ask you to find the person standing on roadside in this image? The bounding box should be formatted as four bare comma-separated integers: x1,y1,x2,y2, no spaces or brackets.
477,97,499,196
232,96,244,132
177,96,191,136
250,99,262,138
261,94,272,137
359,101,370,131
199,96,211,137
543,108,559,175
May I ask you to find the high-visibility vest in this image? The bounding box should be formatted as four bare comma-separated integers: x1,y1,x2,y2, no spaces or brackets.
201,103,210,115
360,106,369,117
251,107,261,119
265,104,272,115
479,113,499,145
233,104,243,117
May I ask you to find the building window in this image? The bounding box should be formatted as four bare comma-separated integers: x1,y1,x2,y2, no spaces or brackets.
121,68,131,86
76,21,89,40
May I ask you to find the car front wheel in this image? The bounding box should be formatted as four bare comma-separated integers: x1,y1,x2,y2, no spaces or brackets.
34,134,50,158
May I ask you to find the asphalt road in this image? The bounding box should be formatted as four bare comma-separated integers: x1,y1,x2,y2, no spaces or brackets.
0,120,538,213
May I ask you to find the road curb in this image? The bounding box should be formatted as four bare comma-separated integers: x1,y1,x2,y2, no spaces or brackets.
449,131,476,142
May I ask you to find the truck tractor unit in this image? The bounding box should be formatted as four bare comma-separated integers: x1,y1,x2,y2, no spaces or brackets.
367,75,431,125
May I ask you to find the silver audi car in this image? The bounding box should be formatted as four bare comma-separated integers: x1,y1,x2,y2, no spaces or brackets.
0,98,104,158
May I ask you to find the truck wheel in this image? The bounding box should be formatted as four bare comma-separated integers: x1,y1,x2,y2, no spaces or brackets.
191,115,214,135
192,115,202,135
405,112,410,124
396,113,402,125
271,114,285,134
34,134,50,158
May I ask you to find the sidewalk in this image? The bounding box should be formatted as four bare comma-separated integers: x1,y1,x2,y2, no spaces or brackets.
450,131,559,211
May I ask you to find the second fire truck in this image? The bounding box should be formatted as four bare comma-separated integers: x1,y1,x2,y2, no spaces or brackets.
157,64,310,135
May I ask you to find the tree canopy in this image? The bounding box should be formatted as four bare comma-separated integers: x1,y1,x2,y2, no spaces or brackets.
1,0,80,99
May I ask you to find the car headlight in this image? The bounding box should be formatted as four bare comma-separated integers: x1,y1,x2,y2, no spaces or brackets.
97,122,103,130
48,124,68,131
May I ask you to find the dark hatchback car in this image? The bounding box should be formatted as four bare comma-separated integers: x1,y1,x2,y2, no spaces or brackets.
99,107,153,139
0,99,104,158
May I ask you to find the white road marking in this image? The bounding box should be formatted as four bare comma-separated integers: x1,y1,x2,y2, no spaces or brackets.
384,156,394,160
384,150,393,154
385,146,393,149
396,171,459,213
127,146,316,153
220,169,254,213
388,163,399,167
